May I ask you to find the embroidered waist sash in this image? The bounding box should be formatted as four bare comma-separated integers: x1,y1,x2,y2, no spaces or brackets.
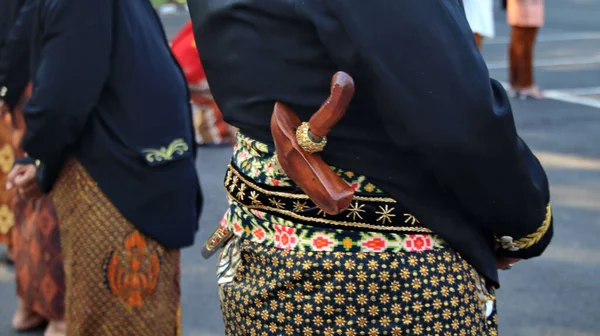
225,163,431,234
203,133,446,257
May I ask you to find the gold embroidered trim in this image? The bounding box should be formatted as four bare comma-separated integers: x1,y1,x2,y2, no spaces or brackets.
228,195,432,233
227,163,397,203
141,138,189,163
225,165,431,234
514,203,552,249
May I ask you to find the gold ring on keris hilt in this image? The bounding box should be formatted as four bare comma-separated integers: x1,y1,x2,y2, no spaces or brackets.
296,122,327,154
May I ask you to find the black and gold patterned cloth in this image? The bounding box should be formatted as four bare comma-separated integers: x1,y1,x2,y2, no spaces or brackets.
217,134,498,336
220,239,498,336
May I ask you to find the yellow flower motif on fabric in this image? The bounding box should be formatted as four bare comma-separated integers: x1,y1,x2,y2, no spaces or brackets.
346,202,366,220
293,201,308,212
225,170,233,185
364,183,376,193
236,183,247,200
0,204,15,234
249,191,261,206
376,205,396,224
0,144,15,173
141,138,189,163
268,198,285,209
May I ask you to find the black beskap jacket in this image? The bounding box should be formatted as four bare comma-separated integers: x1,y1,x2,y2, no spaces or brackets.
190,0,553,285
22,0,202,249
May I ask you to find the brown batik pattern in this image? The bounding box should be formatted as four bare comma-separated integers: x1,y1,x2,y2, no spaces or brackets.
0,116,15,244
219,238,498,336
51,159,181,336
13,196,65,320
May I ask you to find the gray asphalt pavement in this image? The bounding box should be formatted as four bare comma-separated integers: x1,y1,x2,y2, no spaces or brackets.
1,1,600,335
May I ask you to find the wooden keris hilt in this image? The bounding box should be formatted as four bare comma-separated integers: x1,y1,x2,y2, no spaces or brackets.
271,72,355,215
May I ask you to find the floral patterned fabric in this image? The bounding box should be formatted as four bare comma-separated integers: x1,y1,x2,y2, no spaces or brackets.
223,133,442,252
232,133,385,193
222,202,446,254
216,133,498,335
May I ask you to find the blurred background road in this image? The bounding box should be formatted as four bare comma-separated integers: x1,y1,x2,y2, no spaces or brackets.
1,0,599,335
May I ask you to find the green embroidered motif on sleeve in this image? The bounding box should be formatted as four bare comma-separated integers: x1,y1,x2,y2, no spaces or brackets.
142,138,189,163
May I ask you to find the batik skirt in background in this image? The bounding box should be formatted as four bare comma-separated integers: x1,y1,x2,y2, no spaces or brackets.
51,159,181,336
11,101,66,321
13,195,65,320
0,115,15,248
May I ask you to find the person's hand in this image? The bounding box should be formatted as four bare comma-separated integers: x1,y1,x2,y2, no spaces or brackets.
496,256,521,271
6,163,43,200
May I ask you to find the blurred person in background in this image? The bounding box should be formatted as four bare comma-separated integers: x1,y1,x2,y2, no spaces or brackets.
0,0,20,266
0,0,66,335
463,0,495,50
171,21,237,146
507,0,545,99
0,110,14,265
6,0,202,334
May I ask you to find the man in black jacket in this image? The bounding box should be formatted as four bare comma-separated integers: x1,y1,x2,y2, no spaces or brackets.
0,1,68,335
190,0,552,334
1,2,71,335
0,0,30,114
7,0,202,334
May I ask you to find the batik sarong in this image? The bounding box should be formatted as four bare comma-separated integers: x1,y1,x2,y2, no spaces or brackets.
13,195,65,321
1,88,31,251
0,116,15,247
217,133,498,336
51,159,182,336
7,95,66,320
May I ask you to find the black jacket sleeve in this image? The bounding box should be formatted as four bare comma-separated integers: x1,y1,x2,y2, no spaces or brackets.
297,0,552,259
22,0,113,192
0,0,36,111
0,0,8,52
